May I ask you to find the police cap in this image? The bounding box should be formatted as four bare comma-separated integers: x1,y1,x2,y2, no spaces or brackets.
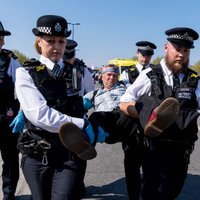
136,41,157,56
63,39,78,60
0,21,11,36
32,15,71,37
66,39,78,51
165,27,199,49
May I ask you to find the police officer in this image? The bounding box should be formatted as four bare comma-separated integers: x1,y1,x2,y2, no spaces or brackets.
119,41,157,200
15,15,104,200
63,39,95,198
0,21,21,200
120,41,157,84
119,27,200,200
63,39,95,95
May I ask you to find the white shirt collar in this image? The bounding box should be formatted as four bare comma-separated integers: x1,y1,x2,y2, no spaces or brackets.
160,58,173,76
40,55,64,70
136,62,150,73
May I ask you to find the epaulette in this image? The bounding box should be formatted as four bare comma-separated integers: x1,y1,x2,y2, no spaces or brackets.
186,68,199,88
23,58,43,69
76,58,85,66
146,64,163,96
75,58,86,76
23,59,50,84
146,64,163,79
129,67,137,72
2,49,18,59
149,63,155,68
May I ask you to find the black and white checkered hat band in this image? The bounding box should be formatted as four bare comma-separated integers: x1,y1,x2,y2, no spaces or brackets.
168,33,193,41
65,49,75,53
37,27,52,34
138,45,153,51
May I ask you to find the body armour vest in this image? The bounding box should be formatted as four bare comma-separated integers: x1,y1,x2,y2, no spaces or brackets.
0,49,19,115
23,59,85,131
127,67,140,84
127,64,154,84
147,64,199,143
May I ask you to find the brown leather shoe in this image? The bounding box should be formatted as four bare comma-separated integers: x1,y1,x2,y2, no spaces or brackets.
59,122,97,160
144,97,180,137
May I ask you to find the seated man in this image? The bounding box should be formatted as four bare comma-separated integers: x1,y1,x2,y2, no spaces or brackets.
83,64,144,200
59,63,179,200
84,64,128,112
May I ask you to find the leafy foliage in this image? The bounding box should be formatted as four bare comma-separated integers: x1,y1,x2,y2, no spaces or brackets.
13,49,29,65
152,56,163,65
191,60,200,73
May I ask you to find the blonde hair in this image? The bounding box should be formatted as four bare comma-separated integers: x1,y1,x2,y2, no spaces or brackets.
34,38,42,55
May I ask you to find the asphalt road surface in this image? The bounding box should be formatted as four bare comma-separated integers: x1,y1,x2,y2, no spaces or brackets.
0,130,199,200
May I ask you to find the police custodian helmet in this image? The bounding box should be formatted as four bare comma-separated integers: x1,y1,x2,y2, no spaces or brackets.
63,39,78,59
32,15,71,37
165,27,199,49
136,41,157,56
0,21,11,36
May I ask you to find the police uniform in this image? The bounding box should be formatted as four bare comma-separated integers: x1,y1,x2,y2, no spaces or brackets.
15,15,94,200
120,27,200,199
63,39,94,95
0,21,21,200
120,41,157,84
119,41,156,200
64,39,95,196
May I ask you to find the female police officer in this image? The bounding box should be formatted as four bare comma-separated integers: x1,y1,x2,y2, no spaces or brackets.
15,15,97,200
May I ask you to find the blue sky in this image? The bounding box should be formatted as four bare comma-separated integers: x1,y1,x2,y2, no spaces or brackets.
1,0,200,68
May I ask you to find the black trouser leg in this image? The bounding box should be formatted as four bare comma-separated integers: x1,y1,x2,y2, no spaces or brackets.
21,146,87,200
88,109,140,144
0,120,19,199
141,141,189,200
136,94,161,128
122,143,143,200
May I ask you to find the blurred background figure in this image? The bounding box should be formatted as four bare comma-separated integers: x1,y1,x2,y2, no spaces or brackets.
120,41,157,84
0,20,21,200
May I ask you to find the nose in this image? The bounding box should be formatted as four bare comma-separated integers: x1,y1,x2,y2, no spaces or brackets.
54,42,60,50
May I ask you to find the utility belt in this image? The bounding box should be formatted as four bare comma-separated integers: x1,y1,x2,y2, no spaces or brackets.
144,135,197,154
17,130,52,156
17,129,78,165
17,129,67,154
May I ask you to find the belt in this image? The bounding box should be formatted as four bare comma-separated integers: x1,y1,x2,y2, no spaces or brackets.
30,131,62,147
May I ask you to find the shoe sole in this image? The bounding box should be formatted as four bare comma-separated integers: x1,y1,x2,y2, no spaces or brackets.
59,122,97,160
144,97,180,137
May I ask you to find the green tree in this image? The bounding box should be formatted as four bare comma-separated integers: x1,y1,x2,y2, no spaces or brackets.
152,56,163,65
131,56,137,60
13,49,29,64
191,60,200,73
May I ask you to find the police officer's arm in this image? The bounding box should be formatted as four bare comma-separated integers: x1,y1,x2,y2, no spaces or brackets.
83,67,95,94
15,67,85,133
119,101,139,118
119,68,152,118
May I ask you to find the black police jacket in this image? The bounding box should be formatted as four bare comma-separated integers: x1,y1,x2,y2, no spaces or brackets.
0,49,19,115
23,59,85,131
146,64,199,144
